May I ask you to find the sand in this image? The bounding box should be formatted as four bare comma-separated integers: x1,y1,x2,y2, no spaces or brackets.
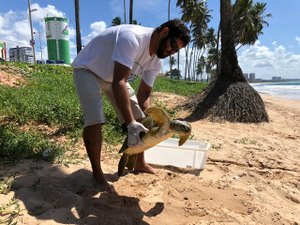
0,93,299,225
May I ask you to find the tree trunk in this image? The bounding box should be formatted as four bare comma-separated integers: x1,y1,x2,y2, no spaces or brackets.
220,0,245,82
177,52,180,76
123,0,127,23
129,0,133,24
180,0,269,123
75,0,82,54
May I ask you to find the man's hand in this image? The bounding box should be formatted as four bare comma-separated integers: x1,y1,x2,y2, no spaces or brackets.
127,120,149,146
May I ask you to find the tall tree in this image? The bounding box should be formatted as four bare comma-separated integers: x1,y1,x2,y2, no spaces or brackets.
169,56,176,71
182,0,269,123
200,0,270,80
129,0,133,24
232,0,271,50
168,0,171,20
168,0,172,76
111,17,122,26
123,0,127,23
74,0,82,54
176,0,211,80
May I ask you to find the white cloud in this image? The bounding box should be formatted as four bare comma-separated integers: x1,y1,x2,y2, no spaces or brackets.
296,36,300,46
80,21,107,47
1,4,300,79
238,41,300,79
0,4,74,61
0,10,31,49
89,21,107,39
31,3,65,21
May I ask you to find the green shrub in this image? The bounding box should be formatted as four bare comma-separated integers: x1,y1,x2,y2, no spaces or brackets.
0,124,65,161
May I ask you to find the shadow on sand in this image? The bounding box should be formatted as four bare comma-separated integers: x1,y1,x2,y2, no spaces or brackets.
9,160,164,224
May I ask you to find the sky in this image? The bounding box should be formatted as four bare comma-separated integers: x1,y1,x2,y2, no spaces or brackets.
0,0,300,79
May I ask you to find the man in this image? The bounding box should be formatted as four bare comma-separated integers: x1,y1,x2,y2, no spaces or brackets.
72,19,190,192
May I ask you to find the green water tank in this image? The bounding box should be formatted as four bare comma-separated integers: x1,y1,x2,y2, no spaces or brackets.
45,17,70,64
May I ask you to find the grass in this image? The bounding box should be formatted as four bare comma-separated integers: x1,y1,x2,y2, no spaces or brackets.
0,62,207,225
0,198,21,225
234,137,261,146
0,62,207,163
0,124,66,162
131,75,207,96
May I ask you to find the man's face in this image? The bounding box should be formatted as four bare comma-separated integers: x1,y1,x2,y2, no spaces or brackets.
156,36,183,59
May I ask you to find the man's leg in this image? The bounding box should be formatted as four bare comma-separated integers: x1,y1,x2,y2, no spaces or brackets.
83,123,114,191
104,81,156,174
134,152,156,174
73,69,114,191
121,121,156,174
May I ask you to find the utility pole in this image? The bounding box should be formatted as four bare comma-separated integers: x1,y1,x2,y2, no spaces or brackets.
28,0,36,63
34,31,43,61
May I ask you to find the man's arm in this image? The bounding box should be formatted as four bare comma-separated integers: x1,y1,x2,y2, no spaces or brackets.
112,61,134,125
137,79,152,111
112,61,149,146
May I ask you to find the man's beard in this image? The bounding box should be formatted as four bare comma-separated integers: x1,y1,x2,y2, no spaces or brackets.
156,37,169,59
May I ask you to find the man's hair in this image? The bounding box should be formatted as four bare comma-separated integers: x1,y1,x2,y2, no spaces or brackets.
155,19,191,46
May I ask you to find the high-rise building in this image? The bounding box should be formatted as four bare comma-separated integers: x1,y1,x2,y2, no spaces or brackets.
249,73,256,82
9,46,33,63
45,17,71,64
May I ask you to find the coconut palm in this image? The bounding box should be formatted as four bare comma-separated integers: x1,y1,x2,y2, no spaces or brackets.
176,0,211,80
200,0,271,81
129,0,133,24
169,56,176,71
232,0,271,49
123,0,127,23
181,0,269,123
111,17,122,26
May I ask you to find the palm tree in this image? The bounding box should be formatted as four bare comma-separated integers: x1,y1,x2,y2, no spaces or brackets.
197,27,218,81
111,17,122,26
176,0,211,80
200,0,271,80
169,56,176,71
182,0,269,123
168,0,171,20
168,0,172,77
232,0,271,50
74,0,82,53
123,0,127,23
129,0,133,24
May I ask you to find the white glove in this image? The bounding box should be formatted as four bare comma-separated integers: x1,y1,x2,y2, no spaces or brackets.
127,120,149,147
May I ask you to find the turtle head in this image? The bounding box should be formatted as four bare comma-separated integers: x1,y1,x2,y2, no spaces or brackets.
170,120,191,134
170,120,191,146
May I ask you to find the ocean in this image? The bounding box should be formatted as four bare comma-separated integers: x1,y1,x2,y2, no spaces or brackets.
251,81,300,100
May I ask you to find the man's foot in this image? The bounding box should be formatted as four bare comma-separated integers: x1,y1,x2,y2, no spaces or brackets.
134,162,156,175
93,173,117,194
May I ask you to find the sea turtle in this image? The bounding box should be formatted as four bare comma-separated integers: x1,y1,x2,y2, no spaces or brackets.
117,106,192,176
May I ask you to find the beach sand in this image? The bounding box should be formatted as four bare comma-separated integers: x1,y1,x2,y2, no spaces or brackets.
0,93,299,225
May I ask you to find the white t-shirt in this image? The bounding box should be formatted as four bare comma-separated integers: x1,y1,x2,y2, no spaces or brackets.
72,24,163,87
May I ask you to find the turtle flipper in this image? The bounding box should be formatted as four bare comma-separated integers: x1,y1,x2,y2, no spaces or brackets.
145,107,170,128
178,134,190,146
126,154,138,171
118,154,129,176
